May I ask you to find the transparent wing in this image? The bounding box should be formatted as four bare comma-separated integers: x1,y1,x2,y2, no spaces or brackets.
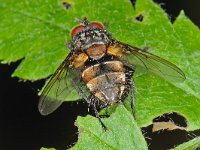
38,56,80,115
118,42,186,82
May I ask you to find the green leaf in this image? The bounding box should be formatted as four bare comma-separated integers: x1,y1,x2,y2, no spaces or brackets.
133,4,200,131
173,11,200,100
1,0,200,149
71,105,148,150
173,136,200,150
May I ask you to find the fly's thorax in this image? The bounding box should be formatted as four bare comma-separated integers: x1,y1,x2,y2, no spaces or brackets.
82,61,126,105
73,29,110,49
72,29,111,60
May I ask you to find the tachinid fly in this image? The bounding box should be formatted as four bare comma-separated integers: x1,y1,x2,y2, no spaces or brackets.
38,18,186,128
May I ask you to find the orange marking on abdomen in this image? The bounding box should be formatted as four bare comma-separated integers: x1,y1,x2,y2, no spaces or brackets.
82,61,124,83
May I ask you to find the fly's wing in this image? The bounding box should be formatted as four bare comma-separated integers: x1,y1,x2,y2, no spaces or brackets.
38,56,80,115
118,42,186,82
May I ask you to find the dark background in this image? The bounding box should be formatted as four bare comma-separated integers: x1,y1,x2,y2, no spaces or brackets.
0,1,200,150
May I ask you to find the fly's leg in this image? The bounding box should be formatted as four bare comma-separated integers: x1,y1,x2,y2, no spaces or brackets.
72,79,107,130
129,77,135,119
92,101,108,131
125,68,135,119
72,78,90,103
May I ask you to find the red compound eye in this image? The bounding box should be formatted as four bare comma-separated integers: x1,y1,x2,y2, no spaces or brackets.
71,22,104,39
71,25,85,38
91,22,104,30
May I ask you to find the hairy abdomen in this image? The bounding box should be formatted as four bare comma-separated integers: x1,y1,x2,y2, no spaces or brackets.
82,61,126,105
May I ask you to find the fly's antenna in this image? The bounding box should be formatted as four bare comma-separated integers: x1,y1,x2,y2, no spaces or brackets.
75,17,92,30
82,17,90,26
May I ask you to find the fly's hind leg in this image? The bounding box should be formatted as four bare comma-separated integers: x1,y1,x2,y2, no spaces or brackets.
72,79,107,130
91,99,108,131
129,77,135,119
125,68,135,119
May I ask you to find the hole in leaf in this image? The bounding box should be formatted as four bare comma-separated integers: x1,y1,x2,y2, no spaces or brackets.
62,1,71,9
135,14,144,22
141,112,200,150
152,112,188,131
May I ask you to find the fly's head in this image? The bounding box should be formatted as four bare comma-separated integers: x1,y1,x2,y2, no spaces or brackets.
70,18,111,60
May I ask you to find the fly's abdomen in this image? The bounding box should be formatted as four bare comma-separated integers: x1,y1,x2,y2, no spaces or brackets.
82,61,125,104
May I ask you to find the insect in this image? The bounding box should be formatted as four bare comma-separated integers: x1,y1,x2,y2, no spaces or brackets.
38,18,185,128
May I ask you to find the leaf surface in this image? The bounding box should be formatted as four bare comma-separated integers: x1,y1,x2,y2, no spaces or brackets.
1,0,200,149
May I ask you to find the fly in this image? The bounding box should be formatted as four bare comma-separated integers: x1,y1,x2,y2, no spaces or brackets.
38,18,186,129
